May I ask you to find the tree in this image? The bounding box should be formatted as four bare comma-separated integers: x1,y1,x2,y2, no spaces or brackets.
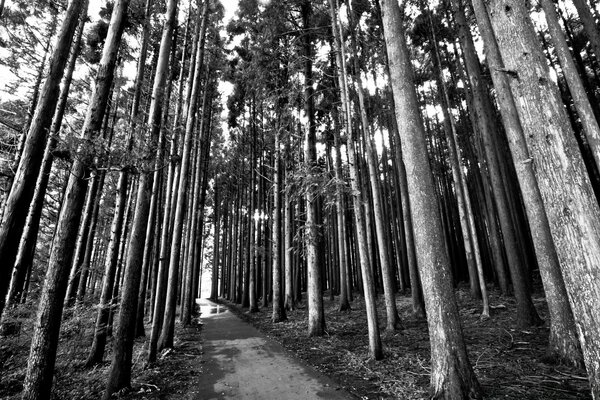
157,0,210,353
103,0,180,396
482,1,600,396
21,0,128,398
7,7,88,308
380,0,482,397
85,0,154,366
271,118,286,322
329,0,382,359
301,0,325,337
0,0,87,321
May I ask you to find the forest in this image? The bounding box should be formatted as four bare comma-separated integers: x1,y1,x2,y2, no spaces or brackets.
0,0,600,398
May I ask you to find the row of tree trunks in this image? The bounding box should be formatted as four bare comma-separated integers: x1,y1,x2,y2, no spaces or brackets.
103,0,180,396
21,0,127,398
5,8,88,308
380,1,482,397
481,0,600,396
0,0,88,321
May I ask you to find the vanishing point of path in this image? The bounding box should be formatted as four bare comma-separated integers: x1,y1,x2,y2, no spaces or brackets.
197,299,355,400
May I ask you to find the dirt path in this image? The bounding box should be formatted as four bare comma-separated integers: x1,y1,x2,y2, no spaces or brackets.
197,299,354,400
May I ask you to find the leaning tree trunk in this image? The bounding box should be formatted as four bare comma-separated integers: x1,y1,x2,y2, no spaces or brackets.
380,0,482,398
21,1,128,399
86,0,153,364
483,1,600,397
7,10,87,307
103,0,178,397
572,0,600,72
541,0,600,173
468,0,583,366
0,0,86,321
453,0,543,328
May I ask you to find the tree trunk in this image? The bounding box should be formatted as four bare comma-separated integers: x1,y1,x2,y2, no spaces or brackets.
470,0,582,366
483,1,600,396
7,11,87,307
380,1,482,397
182,81,212,324
103,0,178,396
301,0,325,337
21,1,127,398
272,126,286,322
542,0,600,171
329,0,381,358
158,5,209,351
347,3,401,331
284,179,295,311
210,185,221,301
148,0,206,362
573,0,600,69
0,0,87,321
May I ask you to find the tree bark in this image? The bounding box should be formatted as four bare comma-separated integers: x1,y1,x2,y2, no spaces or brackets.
301,0,325,337
7,10,87,307
380,1,482,397
158,3,209,351
21,1,127,398
103,0,178,396
470,0,582,366
272,126,286,322
0,0,86,321
329,0,382,358
482,1,600,396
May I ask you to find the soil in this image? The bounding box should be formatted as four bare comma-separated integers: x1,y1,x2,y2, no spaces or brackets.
0,286,592,399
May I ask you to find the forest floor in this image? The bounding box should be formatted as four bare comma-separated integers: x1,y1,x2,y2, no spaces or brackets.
222,286,592,400
0,285,593,399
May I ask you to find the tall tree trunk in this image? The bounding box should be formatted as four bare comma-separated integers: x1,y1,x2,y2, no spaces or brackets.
329,0,381,358
301,0,325,337
542,0,600,171
76,170,107,303
148,0,205,361
248,112,259,312
429,5,489,315
284,178,295,310
573,0,600,69
482,1,600,396
347,3,401,331
0,0,87,321
380,1,482,398
210,185,221,300
470,0,583,367
158,6,209,351
86,0,153,362
272,126,286,322
103,0,178,396
458,1,544,328
21,1,128,398
84,171,129,366
182,82,212,324
7,11,87,307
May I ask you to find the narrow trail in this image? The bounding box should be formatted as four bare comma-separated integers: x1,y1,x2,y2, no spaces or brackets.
197,299,354,400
